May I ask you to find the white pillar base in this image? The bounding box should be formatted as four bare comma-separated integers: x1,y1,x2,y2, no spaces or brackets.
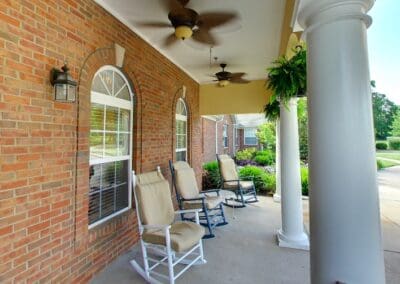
277,229,309,251
273,194,281,203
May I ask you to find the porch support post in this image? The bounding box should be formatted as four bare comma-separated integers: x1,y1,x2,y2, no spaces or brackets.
273,119,281,202
277,99,309,250
299,0,385,283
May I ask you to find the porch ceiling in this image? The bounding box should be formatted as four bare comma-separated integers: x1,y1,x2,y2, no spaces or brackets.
94,0,287,84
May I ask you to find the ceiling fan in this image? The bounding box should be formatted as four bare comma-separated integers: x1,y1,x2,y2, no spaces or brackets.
212,63,250,87
137,0,238,47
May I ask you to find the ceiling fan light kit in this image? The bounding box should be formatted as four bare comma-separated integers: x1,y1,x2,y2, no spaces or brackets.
218,80,229,87
174,25,193,40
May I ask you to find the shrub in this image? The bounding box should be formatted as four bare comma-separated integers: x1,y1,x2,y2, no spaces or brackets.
239,166,275,193
236,159,257,166
375,142,388,150
388,137,400,150
235,147,257,161
377,160,384,170
202,161,221,190
254,150,275,166
300,167,309,196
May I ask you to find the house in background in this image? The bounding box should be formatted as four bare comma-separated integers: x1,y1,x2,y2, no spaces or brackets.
235,114,267,152
201,114,267,163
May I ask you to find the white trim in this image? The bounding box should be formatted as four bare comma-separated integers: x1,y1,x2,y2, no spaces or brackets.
91,92,132,110
175,99,188,161
88,207,130,230
175,114,187,121
93,0,198,83
89,155,130,166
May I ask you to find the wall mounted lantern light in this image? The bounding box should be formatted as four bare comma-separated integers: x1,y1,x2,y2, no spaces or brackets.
50,63,77,102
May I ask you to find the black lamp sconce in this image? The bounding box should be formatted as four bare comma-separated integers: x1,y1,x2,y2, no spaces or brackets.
50,63,77,102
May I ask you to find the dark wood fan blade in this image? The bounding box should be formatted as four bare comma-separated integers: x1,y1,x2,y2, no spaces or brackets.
192,29,219,46
136,22,172,28
197,12,238,29
162,0,185,13
230,72,246,79
162,33,178,47
231,78,250,84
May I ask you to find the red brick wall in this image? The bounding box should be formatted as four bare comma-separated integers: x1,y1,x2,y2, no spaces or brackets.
0,1,201,282
201,115,235,164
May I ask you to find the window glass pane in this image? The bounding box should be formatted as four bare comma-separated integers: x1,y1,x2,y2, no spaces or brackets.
115,160,128,186
105,106,118,131
176,151,186,162
104,133,118,157
119,109,130,132
176,120,186,134
89,164,101,193
101,162,115,188
101,187,115,218
88,191,100,224
92,74,109,95
113,73,125,96
100,70,113,95
91,103,104,130
176,134,186,149
117,86,131,101
90,133,103,159
118,134,129,156
116,184,129,211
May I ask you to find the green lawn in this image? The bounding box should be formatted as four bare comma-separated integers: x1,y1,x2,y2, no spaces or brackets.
376,151,400,161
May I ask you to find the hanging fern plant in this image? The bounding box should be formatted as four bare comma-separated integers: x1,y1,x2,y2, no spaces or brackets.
266,46,307,106
263,99,280,121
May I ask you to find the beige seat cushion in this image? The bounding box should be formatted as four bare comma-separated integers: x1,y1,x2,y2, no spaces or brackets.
175,167,199,199
224,180,254,190
137,171,165,185
136,179,174,226
219,158,239,181
143,221,205,252
182,195,224,210
173,161,191,170
218,154,231,160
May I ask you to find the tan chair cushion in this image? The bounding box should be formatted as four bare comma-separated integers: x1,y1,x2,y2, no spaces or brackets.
224,180,254,190
218,154,231,160
173,161,191,170
175,167,199,199
137,171,165,185
143,221,205,252
219,158,239,181
136,179,174,226
182,195,224,210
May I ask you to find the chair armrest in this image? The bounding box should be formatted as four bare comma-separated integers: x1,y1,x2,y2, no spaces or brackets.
200,189,220,197
175,209,202,214
181,197,205,202
223,179,240,182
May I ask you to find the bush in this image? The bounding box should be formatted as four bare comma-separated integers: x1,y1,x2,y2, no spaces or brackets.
377,160,384,170
202,161,221,190
239,166,275,193
236,159,257,166
254,150,275,166
376,142,388,150
235,147,257,161
388,137,400,150
300,167,309,196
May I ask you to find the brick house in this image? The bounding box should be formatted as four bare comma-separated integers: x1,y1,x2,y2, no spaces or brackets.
201,115,236,163
235,114,268,152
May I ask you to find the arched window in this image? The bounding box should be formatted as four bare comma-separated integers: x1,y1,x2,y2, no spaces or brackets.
88,66,133,228
175,98,188,161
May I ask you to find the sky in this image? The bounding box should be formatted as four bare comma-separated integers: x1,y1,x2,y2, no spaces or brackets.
368,0,400,105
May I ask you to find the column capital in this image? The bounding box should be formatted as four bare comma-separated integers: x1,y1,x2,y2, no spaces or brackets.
298,0,374,33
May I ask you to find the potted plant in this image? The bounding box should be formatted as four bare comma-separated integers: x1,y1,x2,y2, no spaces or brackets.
265,46,307,108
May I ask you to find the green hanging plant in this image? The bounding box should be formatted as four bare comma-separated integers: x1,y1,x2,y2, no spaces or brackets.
263,99,280,121
266,46,307,106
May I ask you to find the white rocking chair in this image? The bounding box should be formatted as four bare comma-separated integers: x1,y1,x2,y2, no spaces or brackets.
130,169,207,284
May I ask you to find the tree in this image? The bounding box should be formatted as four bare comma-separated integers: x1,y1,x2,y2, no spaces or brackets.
256,122,276,150
297,98,308,161
391,110,400,137
371,82,398,140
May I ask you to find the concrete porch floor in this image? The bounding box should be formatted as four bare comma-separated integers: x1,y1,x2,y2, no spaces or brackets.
91,168,400,284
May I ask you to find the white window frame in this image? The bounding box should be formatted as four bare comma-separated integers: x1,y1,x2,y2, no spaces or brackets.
175,98,188,161
223,124,228,148
88,65,133,229
244,128,258,146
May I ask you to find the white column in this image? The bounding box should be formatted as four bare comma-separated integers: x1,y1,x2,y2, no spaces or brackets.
277,98,309,250
273,119,281,202
299,0,385,283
